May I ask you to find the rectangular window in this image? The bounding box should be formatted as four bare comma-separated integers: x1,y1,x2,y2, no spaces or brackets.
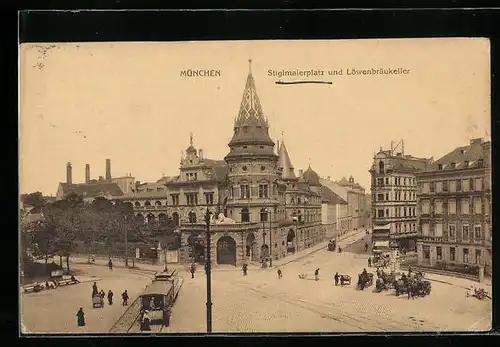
475,249,481,264
463,248,469,263
436,181,443,193
171,194,179,206
450,247,456,261
474,225,482,240
449,180,456,192
456,180,462,192
430,182,435,193
422,200,430,214
377,178,384,186
463,179,470,192
385,177,389,185
385,193,389,201
422,182,429,193
461,199,470,215
475,178,482,191
449,225,456,239
443,181,448,192
435,199,443,215
378,209,385,218
448,199,456,215
462,225,470,241
377,193,384,201
470,178,475,191
259,184,269,198
436,247,442,261
435,223,443,237
474,197,482,214
205,193,214,205
240,184,250,199
422,223,430,236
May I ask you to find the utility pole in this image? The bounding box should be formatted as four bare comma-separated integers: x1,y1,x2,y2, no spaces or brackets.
124,217,128,267
204,207,213,333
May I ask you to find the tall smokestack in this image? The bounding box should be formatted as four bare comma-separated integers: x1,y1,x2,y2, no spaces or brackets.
66,162,72,184
106,159,111,181
85,164,90,184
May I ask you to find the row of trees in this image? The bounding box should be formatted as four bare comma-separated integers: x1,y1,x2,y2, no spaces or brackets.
20,192,177,275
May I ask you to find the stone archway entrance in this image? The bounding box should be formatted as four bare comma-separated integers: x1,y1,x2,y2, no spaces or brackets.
217,236,237,265
287,228,296,254
245,233,258,261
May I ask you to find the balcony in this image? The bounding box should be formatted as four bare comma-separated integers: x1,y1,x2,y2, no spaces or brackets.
420,236,444,242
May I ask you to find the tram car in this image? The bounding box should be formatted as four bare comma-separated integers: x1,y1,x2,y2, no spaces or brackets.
139,282,175,326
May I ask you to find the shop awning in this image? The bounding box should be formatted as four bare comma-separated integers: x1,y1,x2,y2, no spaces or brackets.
373,240,390,248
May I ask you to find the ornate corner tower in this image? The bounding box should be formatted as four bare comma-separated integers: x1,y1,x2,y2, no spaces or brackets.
224,60,280,223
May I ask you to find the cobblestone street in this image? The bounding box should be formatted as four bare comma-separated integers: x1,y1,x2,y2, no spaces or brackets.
21,230,492,334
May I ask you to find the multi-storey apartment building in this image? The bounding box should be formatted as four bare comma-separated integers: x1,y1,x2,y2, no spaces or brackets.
369,142,432,252
416,138,491,275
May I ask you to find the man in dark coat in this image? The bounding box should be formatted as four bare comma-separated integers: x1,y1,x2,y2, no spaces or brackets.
92,282,98,297
242,263,248,276
277,268,282,279
314,268,320,281
368,257,372,268
108,258,113,270
107,290,114,305
122,290,129,306
334,272,339,286
76,307,85,327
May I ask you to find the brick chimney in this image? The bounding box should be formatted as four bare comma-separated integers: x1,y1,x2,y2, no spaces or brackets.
85,164,90,184
66,162,72,184
106,159,111,181
199,149,204,159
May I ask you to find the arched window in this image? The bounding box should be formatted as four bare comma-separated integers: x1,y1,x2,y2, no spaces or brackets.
145,201,151,206
241,208,250,223
172,212,179,227
188,211,197,224
158,213,167,225
134,201,141,207
260,208,268,222
146,213,155,224
155,201,162,206
379,161,385,173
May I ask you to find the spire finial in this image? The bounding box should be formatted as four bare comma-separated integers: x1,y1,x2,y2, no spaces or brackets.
190,132,193,146
248,58,252,74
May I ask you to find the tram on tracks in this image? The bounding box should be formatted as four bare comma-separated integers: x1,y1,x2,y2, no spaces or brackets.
139,269,183,327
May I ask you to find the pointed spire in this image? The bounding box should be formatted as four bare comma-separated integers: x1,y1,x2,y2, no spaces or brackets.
248,58,252,74
190,132,193,146
186,132,197,154
278,138,296,180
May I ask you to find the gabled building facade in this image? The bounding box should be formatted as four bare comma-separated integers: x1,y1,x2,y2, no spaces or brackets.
416,138,491,275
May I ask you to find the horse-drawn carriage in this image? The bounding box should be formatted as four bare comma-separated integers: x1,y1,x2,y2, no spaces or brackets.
357,272,374,290
375,271,396,292
395,277,431,298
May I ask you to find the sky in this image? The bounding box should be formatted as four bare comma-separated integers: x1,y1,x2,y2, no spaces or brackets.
19,38,491,196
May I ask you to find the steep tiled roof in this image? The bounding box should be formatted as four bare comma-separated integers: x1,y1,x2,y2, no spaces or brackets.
321,186,348,204
60,182,124,199
338,177,349,186
386,157,430,172
302,165,321,186
428,138,490,171
278,140,296,180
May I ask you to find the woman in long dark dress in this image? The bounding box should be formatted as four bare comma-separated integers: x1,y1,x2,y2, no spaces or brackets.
76,307,85,327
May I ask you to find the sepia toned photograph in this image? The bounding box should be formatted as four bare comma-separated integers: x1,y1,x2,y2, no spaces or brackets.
19,38,492,334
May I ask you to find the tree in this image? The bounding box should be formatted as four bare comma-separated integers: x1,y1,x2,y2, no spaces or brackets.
21,191,46,213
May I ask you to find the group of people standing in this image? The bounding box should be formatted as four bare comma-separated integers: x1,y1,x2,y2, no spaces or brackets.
76,281,129,327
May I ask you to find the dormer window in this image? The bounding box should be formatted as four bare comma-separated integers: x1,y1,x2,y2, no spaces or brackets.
450,162,456,168
464,161,469,168
438,164,443,170
477,159,484,168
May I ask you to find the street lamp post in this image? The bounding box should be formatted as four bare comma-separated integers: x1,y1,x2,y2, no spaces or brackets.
204,207,213,333
124,216,128,267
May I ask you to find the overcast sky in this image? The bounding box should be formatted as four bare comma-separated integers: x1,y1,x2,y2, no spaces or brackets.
20,38,490,196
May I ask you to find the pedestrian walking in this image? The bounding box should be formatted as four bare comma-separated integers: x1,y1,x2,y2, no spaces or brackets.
190,263,196,279
99,289,105,299
368,257,372,268
92,282,98,297
334,272,339,286
242,263,248,276
314,268,320,281
277,268,282,279
108,258,113,270
107,290,114,305
76,307,85,327
365,243,368,252
122,290,129,306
